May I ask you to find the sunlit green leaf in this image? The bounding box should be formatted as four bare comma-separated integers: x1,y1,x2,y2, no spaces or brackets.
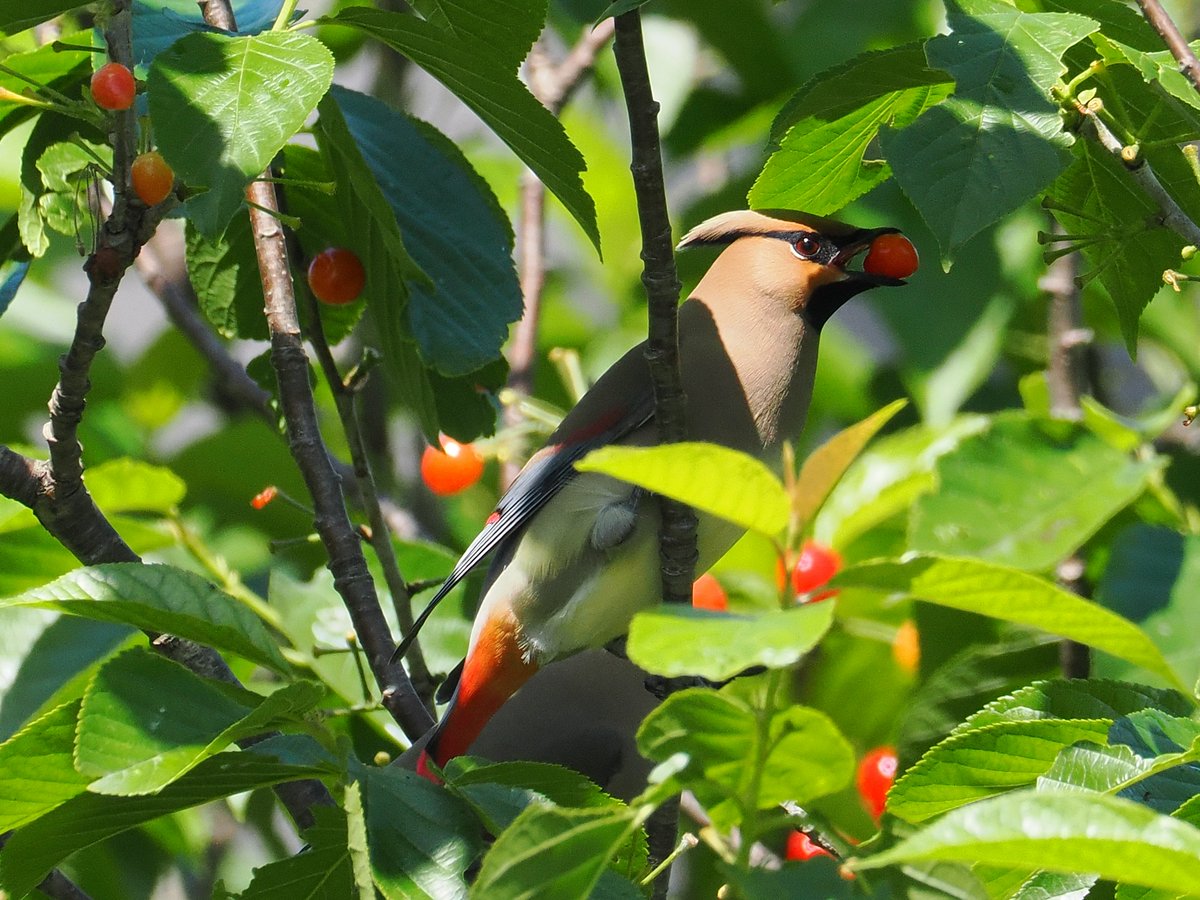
576,442,788,536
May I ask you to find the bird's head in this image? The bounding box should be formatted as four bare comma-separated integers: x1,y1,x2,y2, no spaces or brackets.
678,209,913,327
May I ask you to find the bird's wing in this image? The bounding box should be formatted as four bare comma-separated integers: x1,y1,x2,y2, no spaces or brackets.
393,346,655,660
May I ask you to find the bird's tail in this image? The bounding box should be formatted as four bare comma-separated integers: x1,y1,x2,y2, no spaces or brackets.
417,609,539,782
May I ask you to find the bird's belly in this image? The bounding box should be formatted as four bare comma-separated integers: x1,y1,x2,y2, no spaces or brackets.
491,472,744,661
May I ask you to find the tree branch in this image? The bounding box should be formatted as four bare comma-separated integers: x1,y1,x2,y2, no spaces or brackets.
1134,0,1200,98
301,281,436,710
1076,100,1200,247
612,11,698,609
504,21,616,488
1039,221,1094,679
611,12,693,898
201,0,434,745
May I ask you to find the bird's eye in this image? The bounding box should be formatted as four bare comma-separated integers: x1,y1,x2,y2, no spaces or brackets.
790,233,822,260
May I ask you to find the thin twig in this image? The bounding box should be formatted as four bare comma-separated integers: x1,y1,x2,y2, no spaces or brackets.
1039,220,1093,679
1077,101,1200,246
301,282,436,710
504,21,616,488
611,11,697,607
611,12,694,898
1133,0,1200,98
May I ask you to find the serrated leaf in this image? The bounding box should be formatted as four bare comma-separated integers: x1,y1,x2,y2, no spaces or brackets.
243,800,372,899
1097,37,1200,112
132,0,285,66
752,46,952,214
791,399,906,532
0,748,334,898
853,790,1200,896
2,563,290,673
576,442,788,536
447,759,621,835
328,87,520,377
148,30,334,236
471,803,635,900
185,215,269,340
637,689,853,825
910,414,1159,571
328,7,599,253
409,0,546,68
626,601,834,681
884,0,1097,259
0,700,90,831
361,766,482,899
1045,138,1187,352
835,557,1182,689
965,678,1194,731
77,647,323,795
889,718,1111,822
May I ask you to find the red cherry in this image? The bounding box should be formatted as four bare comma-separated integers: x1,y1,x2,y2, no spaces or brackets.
863,233,919,280
307,247,366,305
421,437,484,496
691,573,727,611
781,540,842,602
90,62,136,111
785,830,831,862
856,746,898,821
130,151,175,206
250,486,278,510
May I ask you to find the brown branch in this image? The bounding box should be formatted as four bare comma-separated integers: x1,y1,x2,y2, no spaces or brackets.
1134,0,1200,98
504,21,616,488
300,282,436,710
612,11,697,608
242,176,432,738
611,12,693,899
1039,220,1094,679
1077,101,1200,246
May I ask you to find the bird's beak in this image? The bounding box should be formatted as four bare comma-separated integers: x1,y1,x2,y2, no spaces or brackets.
831,226,908,287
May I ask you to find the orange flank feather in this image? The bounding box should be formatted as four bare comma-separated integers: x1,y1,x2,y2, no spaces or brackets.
422,611,539,777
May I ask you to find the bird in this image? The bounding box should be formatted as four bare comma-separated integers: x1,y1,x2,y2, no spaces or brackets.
399,208,912,781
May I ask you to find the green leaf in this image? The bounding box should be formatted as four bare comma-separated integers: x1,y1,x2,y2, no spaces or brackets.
1097,37,1200,112
328,7,599,253
447,759,620,835
361,766,482,899
889,718,1111,822
965,678,1195,730
814,414,989,549
884,0,1097,260
853,790,1200,895
909,414,1159,571
328,86,520,377
637,689,854,823
76,647,323,795
576,442,788,536
131,0,284,67
243,799,373,900
0,700,90,832
83,458,187,513
185,214,269,341
835,556,1183,689
1,563,290,673
0,0,87,36
148,30,334,236
626,601,835,681
790,399,906,532
471,803,636,900
409,0,547,68
0,748,335,898
1045,138,1187,353
751,46,952,214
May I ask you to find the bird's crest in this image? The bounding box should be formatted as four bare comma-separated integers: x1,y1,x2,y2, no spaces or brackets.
677,209,860,250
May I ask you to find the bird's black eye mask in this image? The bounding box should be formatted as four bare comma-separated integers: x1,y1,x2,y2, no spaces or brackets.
761,229,839,265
